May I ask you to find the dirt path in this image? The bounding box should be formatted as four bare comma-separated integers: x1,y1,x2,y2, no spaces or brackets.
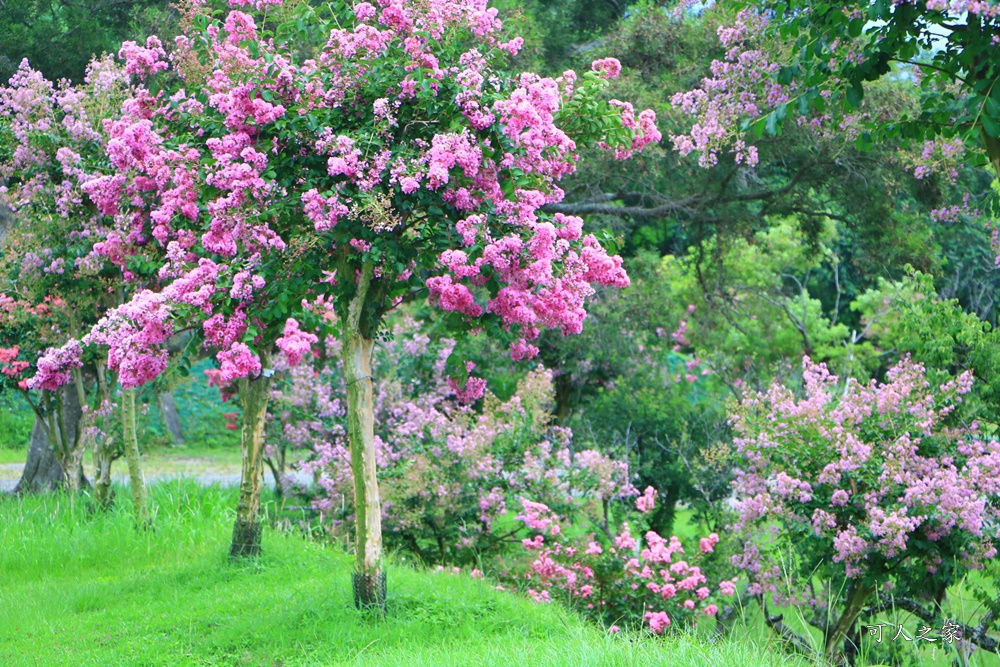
0,451,312,493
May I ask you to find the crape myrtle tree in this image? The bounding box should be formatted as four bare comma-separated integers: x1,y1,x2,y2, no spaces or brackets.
33,0,660,607
0,55,150,514
731,357,1000,663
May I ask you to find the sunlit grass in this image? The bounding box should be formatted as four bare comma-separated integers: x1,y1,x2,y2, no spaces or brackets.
0,482,814,667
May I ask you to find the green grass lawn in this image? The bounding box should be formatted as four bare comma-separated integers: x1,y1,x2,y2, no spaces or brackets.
0,483,811,667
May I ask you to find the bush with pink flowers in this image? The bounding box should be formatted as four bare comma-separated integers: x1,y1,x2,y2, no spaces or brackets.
506,485,737,634
266,316,637,565
730,355,1000,659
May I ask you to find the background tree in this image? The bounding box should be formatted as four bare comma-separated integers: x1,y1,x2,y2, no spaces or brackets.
0,0,175,84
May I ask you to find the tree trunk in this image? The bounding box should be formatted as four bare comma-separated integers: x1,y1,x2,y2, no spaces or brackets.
92,435,116,511
344,333,385,609
229,355,272,559
122,387,151,528
264,448,285,500
13,385,84,494
13,417,65,494
91,365,116,511
824,583,875,665
158,392,185,445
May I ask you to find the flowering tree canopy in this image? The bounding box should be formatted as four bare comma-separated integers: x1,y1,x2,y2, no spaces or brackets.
26,0,660,602
36,0,659,391
0,56,139,494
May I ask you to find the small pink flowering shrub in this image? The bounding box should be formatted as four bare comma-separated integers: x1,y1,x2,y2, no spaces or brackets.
508,488,737,634
273,317,636,564
730,355,1000,613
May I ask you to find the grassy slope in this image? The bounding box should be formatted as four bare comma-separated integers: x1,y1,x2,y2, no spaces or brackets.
0,483,809,667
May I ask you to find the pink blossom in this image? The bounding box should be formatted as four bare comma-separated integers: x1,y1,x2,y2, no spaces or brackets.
276,318,319,367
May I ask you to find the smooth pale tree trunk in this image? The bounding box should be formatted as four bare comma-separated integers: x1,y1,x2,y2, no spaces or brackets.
342,262,385,609
158,392,185,445
344,333,384,608
229,354,272,558
121,388,151,528
13,385,84,494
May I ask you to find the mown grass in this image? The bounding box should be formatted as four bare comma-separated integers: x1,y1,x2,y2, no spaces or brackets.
0,482,813,667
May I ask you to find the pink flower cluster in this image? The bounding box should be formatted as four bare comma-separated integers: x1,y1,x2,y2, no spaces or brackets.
27,341,84,391
275,318,318,368
118,37,168,79
670,11,781,167
512,494,736,634
0,347,30,381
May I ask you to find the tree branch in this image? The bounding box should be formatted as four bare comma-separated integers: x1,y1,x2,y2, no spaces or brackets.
865,595,999,653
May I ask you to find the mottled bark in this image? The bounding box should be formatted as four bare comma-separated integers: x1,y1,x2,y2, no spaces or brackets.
344,333,384,608
825,583,875,665
342,260,385,609
157,392,185,445
229,354,272,559
122,388,150,528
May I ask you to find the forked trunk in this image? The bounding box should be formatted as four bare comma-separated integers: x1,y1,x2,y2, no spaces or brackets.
15,385,85,494
824,583,875,665
229,355,272,559
50,384,86,491
122,387,151,528
344,333,385,609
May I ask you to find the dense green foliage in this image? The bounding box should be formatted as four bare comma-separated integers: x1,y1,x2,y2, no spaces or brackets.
0,0,173,84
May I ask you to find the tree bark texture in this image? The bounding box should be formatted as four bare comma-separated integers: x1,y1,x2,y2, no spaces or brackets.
90,365,116,511
157,392,185,445
13,385,84,494
229,356,272,559
13,417,65,494
344,333,384,609
122,388,151,528
92,435,116,511
825,583,875,665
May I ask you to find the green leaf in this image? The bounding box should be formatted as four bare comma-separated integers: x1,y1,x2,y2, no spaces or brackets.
765,111,779,137
983,114,1000,139
845,84,863,109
